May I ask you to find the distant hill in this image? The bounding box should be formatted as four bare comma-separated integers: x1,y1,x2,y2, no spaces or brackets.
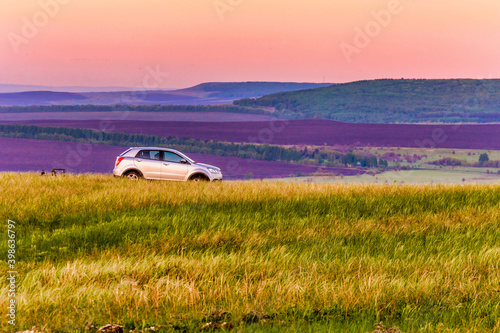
175,82,332,99
0,84,152,93
234,79,500,123
0,91,88,106
0,82,331,106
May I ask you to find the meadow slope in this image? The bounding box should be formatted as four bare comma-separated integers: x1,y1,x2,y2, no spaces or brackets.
1,174,499,332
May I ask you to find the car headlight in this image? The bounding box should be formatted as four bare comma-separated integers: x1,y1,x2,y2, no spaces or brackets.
208,168,220,174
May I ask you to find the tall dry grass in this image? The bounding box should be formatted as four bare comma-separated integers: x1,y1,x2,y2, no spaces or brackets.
0,173,499,332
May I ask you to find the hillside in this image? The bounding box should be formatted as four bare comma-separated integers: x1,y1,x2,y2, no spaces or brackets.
234,79,500,123
0,82,331,106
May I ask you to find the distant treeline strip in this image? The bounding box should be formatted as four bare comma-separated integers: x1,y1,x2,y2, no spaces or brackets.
0,123,390,168
0,123,304,162
0,104,270,115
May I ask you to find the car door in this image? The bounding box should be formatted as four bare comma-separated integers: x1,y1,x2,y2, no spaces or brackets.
161,151,188,180
134,150,163,179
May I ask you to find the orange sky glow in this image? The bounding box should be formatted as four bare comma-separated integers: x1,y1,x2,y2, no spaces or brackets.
1,0,499,88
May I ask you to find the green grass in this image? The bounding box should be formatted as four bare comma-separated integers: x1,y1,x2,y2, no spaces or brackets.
364,147,500,165
281,168,500,185
1,173,500,332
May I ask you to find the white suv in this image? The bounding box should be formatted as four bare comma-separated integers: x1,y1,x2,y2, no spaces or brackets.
113,147,222,181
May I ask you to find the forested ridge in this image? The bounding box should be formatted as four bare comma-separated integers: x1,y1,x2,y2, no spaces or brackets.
0,104,268,114
234,79,500,123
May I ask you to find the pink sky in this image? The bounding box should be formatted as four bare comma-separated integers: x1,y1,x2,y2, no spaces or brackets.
1,0,499,89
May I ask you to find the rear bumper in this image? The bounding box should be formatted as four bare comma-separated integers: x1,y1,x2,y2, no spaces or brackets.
112,168,122,177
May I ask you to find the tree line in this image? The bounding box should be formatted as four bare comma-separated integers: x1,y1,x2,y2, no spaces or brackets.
428,153,499,168
0,104,268,115
0,123,302,163
0,123,391,169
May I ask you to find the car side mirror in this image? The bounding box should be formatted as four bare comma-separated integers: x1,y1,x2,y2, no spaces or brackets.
180,159,188,164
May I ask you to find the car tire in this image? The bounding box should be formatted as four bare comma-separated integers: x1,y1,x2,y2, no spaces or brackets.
124,170,141,180
190,174,209,182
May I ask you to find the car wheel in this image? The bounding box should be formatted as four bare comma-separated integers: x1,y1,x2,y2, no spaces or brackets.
190,174,209,182
125,170,141,180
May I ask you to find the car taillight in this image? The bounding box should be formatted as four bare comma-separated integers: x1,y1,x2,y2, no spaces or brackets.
115,157,125,167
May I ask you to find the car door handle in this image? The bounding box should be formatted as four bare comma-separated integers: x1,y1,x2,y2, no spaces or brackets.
136,159,142,162
163,163,169,166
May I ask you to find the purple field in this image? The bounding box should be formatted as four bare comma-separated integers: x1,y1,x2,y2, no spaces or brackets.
0,138,363,179
12,119,500,150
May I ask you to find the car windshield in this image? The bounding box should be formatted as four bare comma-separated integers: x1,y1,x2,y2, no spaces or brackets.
183,154,195,163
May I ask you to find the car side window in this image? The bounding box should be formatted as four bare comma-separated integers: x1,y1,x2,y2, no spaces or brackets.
163,151,184,163
136,150,161,160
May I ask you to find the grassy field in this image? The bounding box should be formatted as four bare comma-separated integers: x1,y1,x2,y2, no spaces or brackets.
364,148,500,165
1,174,500,332
282,168,500,185
281,147,500,185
